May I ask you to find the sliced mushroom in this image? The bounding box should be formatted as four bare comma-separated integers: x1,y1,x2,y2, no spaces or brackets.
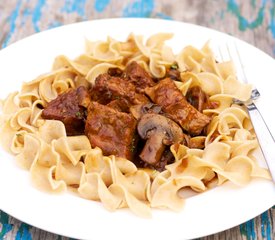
137,113,184,165
130,103,163,120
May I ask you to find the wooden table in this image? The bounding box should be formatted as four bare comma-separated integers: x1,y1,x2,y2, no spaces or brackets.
0,0,274,239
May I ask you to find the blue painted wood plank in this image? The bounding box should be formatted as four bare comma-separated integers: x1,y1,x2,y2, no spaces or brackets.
122,0,155,17
32,0,46,32
227,0,266,31
15,223,32,240
2,0,22,48
94,0,111,13
0,211,13,238
62,0,87,17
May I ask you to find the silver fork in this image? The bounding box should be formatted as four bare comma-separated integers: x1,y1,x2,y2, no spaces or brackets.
219,42,275,183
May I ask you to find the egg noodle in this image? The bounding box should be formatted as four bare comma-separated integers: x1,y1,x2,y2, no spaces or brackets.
0,33,271,218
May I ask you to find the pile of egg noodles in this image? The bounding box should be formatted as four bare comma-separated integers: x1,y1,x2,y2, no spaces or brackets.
0,33,271,218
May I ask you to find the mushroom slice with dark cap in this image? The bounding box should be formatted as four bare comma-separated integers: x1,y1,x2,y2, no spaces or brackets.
137,113,184,165
130,103,163,120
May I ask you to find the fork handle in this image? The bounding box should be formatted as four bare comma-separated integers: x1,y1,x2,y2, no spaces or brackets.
247,103,275,182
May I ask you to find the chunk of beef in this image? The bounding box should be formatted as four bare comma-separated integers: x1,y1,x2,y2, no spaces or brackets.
107,67,123,77
90,73,149,106
125,61,155,93
166,68,181,81
85,101,137,160
76,86,91,108
41,86,90,136
145,78,211,135
186,86,219,112
107,98,130,112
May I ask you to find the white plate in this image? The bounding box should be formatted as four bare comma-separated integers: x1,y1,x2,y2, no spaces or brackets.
0,18,274,240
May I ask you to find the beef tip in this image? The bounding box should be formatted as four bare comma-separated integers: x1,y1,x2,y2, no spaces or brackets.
76,86,91,108
186,86,209,112
107,67,123,77
85,101,137,160
186,86,207,112
186,86,219,112
125,61,155,93
90,73,149,105
41,86,90,136
145,78,211,135
107,98,130,112
89,73,111,104
166,68,181,81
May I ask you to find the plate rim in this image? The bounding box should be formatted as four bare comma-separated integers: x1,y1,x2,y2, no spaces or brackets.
0,18,274,240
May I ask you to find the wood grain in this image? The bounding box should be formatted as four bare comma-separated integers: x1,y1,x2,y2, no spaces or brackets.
0,0,274,240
